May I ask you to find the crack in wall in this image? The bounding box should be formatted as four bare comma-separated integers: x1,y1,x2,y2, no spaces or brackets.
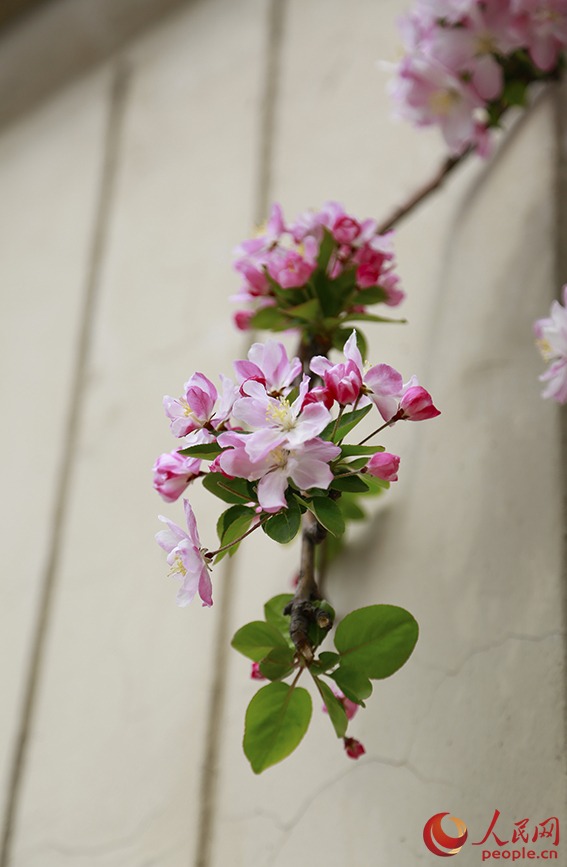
16,802,166,860
0,60,131,867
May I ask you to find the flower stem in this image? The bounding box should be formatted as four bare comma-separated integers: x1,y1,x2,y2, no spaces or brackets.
358,418,396,446
331,405,345,441
205,515,270,559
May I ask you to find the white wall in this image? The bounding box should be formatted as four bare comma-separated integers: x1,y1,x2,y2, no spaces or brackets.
0,1,564,865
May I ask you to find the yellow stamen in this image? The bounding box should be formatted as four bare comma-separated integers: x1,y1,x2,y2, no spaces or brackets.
179,397,198,420
168,553,187,579
267,398,296,430
429,88,461,116
536,337,555,361
475,31,497,55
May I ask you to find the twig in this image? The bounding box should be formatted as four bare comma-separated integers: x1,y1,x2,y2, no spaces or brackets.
376,147,472,235
283,510,330,659
205,515,269,559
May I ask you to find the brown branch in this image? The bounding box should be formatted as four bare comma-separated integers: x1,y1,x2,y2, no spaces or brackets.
284,510,331,659
376,147,472,236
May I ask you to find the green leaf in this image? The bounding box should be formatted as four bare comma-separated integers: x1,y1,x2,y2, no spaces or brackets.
232,621,290,661
503,78,528,106
258,647,296,681
316,228,335,271
321,404,372,443
314,676,348,738
217,504,255,542
331,666,373,706
312,268,337,317
358,475,389,496
177,442,222,459
219,512,254,559
244,682,312,773
354,286,388,305
329,268,357,310
284,298,321,322
318,651,341,670
251,307,291,331
334,605,419,679
342,312,406,325
202,472,253,504
263,499,302,543
310,497,345,538
330,474,370,493
340,444,385,458
264,593,293,637
344,457,371,471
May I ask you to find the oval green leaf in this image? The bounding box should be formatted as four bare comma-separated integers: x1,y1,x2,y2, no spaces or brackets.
310,497,345,538
231,621,289,662
331,665,373,706
315,676,348,738
216,505,254,542
177,442,222,459
354,286,388,305
334,604,419,679
264,593,293,638
202,472,252,504
263,499,301,543
330,474,370,493
244,682,312,773
258,647,295,681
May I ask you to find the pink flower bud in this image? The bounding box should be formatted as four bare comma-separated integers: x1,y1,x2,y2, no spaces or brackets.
343,737,365,759
366,451,400,482
302,385,335,410
250,662,267,681
398,386,440,421
233,310,254,331
332,215,361,245
356,262,381,288
323,360,362,406
152,451,201,502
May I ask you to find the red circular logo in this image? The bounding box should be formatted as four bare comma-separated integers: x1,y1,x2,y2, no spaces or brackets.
423,813,468,857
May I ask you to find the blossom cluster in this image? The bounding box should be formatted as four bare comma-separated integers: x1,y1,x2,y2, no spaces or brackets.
388,0,567,154
231,201,404,331
154,335,439,607
534,284,567,402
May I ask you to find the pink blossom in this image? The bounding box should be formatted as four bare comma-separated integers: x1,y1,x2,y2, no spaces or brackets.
233,202,285,258
152,451,201,502
310,354,362,406
233,378,331,462
266,248,316,289
156,499,212,607
366,452,400,482
534,284,567,402
216,432,340,512
390,52,485,154
515,0,567,70
233,339,302,397
397,383,441,421
251,662,267,681
312,331,404,421
343,737,366,759
164,373,238,439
